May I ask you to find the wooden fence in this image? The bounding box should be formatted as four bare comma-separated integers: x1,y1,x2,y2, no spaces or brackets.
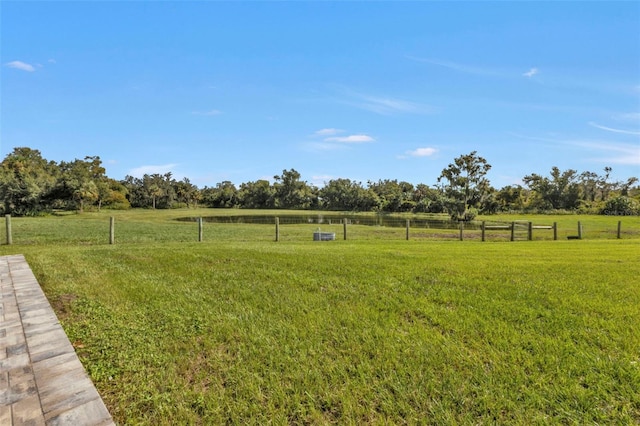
2,214,635,245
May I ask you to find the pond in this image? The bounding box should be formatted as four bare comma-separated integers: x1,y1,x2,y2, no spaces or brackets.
177,214,482,230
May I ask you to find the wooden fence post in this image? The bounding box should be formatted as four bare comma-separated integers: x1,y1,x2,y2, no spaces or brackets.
578,221,583,239
343,218,347,240
510,222,515,242
109,217,115,245
275,217,280,242
5,214,12,245
528,222,533,241
553,222,558,241
459,221,464,241
406,219,410,241
481,221,486,242
198,217,203,242
617,221,622,239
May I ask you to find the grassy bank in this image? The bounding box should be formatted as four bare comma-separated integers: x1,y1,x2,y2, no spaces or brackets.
1,211,639,423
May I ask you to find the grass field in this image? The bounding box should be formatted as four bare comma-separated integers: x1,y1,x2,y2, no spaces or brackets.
2,209,639,244
1,210,639,424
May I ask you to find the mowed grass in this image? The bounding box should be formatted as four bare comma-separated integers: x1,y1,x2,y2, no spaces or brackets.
1,210,639,424
1,209,639,244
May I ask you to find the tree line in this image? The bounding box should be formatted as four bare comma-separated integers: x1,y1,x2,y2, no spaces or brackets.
1,147,638,219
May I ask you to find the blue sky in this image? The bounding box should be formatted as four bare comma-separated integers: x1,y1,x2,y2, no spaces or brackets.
2,1,639,189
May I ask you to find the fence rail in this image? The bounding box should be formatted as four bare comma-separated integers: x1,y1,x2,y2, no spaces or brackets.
2,214,638,246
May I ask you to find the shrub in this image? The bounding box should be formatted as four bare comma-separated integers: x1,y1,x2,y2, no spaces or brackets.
600,196,640,216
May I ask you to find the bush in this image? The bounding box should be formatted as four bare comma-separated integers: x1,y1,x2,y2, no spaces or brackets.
170,202,189,209
577,200,604,215
448,207,478,221
105,202,131,211
600,196,640,216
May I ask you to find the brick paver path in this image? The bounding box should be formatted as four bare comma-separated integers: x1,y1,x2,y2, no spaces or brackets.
0,254,114,425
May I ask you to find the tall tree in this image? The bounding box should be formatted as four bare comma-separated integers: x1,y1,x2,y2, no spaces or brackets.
238,180,275,209
437,151,492,220
201,181,238,208
600,167,612,201
145,173,176,209
273,169,316,209
122,172,176,209
412,184,447,213
319,178,379,211
495,185,525,212
523,167,580,210
0,147,59,215
174,178,199,208
579,171,600,203
54,156,107,212
619,177,639,197
368,179,415,212
100,179,130,210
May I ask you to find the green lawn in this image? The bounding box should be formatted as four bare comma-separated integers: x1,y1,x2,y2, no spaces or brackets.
1,209,639,244
1,210,639,424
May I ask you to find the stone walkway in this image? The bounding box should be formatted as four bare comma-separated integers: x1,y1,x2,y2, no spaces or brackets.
0,254,114,425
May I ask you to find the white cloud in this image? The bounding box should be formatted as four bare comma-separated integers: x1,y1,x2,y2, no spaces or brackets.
358,95,423,115
614,112,640,123
128,164,178,177
5,61,35,72
304,128,375,152
589,122,640,136
314,128,343,136
575,141,640,165
352,93,431,115
325,134,375,143
48,59,56,64
410,56,543,80
191,109,222,116
510,132,640,166
397,147,438,160
408,147,438,157
332,85,435,115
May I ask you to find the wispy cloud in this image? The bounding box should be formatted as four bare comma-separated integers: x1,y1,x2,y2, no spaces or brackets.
613,112,640,123
397,147,438,159
325,134,374,143
409,56,542,81
589,122,640,136
511,132,640,166
128,164,178,177
332,86,434,115
407,56,502,77
191,109,222,116
304,128,375,152
5,60,36,72
409,147,438,157
354,94,429,115
314,128,343,136
573,141,640,165
48,59,56,64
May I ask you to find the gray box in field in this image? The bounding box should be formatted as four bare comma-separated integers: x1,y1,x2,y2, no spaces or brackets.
313,232,335,241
